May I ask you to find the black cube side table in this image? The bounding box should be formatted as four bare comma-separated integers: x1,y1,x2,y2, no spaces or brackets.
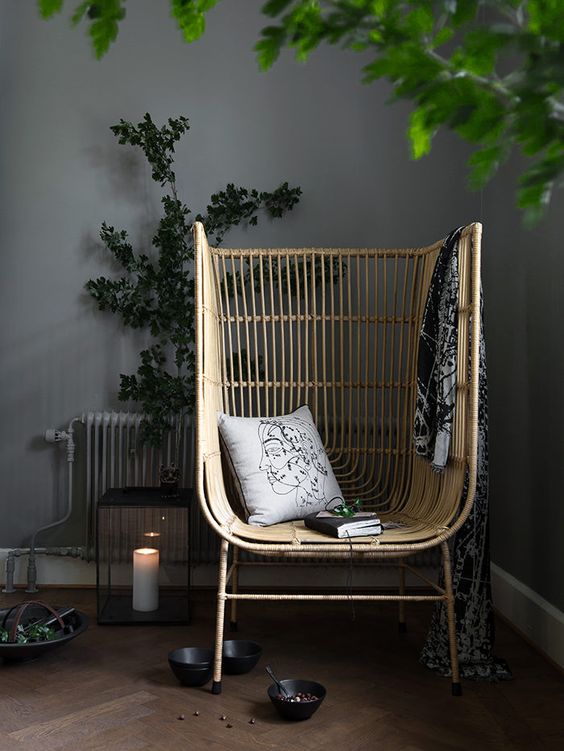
96,487,192,625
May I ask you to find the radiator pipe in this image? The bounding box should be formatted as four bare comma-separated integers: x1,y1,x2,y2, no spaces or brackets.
25,417,80,593
2,547,85,593
2,552,15,594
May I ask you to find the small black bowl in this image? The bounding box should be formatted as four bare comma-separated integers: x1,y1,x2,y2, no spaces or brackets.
222,640,262,675
168,647,213,687
268,679,326,721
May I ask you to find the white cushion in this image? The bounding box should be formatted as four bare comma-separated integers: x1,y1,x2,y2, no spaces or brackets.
218,406,344,526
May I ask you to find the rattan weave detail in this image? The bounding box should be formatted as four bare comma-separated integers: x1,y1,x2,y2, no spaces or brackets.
194,221,482,694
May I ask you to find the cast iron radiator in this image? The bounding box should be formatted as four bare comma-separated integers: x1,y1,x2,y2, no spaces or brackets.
74,411,436,569
76,411,217,563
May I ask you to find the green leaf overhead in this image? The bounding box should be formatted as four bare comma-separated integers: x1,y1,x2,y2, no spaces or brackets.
37,0,64,19
36,0,564,222
450,0,479,27
170,0,223,43
408,108,434,160
70,1,92,26
263,0,294,17
527,0,564,41
256,26,288,70
467,143,510,190
251,0,564,223
88,0,127,59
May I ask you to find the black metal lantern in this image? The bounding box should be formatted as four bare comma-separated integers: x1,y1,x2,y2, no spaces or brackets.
96,487,192,624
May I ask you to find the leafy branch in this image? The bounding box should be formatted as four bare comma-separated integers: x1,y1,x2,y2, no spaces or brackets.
86,114,301,447
38,0,564,224
253,0,564,225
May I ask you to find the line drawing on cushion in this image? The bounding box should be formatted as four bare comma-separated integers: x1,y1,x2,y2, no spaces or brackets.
258,417,330,509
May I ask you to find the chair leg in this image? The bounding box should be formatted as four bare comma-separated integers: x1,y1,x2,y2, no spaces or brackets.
229,546,239,632
212,538,229,695
398,557,407,633
441,541,462,696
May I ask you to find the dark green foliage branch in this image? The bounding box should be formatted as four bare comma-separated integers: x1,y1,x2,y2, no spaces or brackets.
39,1,564,223
0,623,56,644
86,114,301,446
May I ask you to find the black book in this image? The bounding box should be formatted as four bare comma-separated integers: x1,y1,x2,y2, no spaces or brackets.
304,511,382,539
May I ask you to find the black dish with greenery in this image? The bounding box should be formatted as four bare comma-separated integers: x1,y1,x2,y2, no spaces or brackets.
0,603,88,662
268,679,326,721
222,640,262,675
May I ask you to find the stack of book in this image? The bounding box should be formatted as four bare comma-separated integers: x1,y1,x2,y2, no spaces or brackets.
304,511,382,539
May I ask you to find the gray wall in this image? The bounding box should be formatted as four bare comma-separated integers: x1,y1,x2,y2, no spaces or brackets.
14,0,563,615
484,161,564,612
0,0,478,550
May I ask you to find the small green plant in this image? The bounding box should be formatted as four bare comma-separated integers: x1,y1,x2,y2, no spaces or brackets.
0,623,56,644
86,114,301,448
331,498,362,518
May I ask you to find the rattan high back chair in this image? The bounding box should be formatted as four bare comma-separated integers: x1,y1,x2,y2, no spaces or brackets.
194,221,482,696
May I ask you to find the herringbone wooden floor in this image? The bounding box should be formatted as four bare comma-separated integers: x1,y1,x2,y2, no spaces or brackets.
0,588,562,750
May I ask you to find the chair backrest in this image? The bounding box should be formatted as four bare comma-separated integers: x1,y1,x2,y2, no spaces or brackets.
195,222,482,536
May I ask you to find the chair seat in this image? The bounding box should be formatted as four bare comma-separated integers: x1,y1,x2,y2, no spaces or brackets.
229,513,444,546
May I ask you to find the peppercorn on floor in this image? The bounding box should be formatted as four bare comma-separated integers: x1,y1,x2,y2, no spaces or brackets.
0,588,563,751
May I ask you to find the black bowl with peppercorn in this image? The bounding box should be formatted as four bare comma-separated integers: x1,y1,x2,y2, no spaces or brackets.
267,679,326,721
168,647,213,687
222,640,262,674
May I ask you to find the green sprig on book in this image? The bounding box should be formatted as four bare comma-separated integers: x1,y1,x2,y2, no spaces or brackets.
330,498,362,518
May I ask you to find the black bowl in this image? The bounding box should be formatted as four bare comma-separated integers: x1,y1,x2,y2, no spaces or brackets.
168,647,213,687
268,679,326,721
0,610,88,663
222,640,262,675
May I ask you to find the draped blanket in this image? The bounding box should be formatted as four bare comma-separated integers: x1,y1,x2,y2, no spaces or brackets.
414,227,511,681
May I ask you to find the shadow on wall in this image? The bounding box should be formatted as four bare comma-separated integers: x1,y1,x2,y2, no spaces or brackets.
0,312,144,547
86,142,145,204
26,433,66,545
525,218,564,608
85,137,161,253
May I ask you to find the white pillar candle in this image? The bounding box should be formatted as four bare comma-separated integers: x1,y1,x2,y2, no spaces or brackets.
132,547,159,612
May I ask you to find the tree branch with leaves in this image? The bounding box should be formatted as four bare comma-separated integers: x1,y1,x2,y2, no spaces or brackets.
38,0,564,224
86,114,301,447
254,0,564,225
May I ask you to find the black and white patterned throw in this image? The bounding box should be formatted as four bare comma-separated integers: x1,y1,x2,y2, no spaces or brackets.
415,228,512,681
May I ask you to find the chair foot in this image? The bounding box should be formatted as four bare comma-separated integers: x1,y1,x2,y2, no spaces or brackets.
229,621,238,632
451,682,462,697
212,681,222,695
398,622,407,634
